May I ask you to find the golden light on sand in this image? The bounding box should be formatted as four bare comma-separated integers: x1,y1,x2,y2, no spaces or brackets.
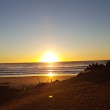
40,52,59,63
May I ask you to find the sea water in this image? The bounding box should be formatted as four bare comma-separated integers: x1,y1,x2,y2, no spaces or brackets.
0,60,107,77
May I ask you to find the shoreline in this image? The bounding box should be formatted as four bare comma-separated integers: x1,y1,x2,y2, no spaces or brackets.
0,73,77,77
0,74,77,87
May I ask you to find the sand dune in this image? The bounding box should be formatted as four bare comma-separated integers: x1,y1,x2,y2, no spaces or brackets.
0,76,110,110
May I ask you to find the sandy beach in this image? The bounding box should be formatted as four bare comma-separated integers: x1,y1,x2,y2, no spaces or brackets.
0,62,110,110
0,75,75,87
0,0,110,109
0,74,110,110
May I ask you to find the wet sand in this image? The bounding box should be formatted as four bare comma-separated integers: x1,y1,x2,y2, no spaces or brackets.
0,75,76,87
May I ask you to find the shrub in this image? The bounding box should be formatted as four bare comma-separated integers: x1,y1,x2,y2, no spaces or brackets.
85,63,105,71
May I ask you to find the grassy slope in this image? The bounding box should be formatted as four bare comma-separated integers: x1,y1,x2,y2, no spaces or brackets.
0,77,110,110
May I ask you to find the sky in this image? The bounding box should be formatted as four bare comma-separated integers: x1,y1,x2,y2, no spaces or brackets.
0,0,110,63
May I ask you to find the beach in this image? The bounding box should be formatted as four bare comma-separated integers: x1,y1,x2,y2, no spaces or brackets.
0,61,110,110
0,0,110,109
0,75,110,110
0,75,75,87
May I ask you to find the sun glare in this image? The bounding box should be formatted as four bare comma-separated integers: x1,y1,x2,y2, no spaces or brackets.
48,72,54,77
40,52,59,63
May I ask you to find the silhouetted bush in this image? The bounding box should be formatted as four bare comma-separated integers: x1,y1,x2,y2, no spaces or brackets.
85,63,105,71
77,61,110,82
106,61,110,69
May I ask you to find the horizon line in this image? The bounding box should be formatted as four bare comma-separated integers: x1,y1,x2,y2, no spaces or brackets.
0,60,109,64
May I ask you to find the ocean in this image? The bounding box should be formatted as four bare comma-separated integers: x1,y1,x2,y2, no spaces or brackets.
0,60,107,77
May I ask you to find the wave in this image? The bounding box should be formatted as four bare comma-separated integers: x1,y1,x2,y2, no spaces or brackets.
0,60,107,76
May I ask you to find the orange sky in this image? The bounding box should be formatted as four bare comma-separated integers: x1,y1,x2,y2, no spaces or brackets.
0,1,110,63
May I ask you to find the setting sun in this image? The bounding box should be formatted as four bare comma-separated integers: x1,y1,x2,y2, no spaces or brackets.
40,52,59,63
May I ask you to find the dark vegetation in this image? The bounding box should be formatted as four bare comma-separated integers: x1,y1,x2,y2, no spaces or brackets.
0,86,19,105
77,61,110,82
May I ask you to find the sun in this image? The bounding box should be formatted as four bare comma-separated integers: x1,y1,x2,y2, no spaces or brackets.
40,52,59,63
